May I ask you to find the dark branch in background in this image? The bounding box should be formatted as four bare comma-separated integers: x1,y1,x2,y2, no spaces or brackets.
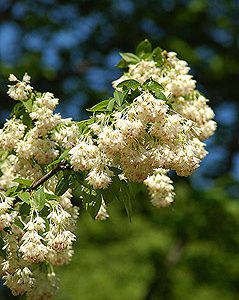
31,162,71,190
144,241,186,300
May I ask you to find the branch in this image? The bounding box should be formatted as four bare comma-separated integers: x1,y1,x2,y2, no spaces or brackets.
31,162,71,190
144,240,186,300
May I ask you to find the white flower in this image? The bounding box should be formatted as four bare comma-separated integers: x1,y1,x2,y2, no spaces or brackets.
23,73,31,83
0,118,26,150
95,198,109,220
98,126,126,157
35,92,59,110
8,74,18,82
69,140,99,171
0,213,12,231
19,230,48,263
52,122,78,149
3,267,34,296
47,248,74,265
86,167,113,189
144,169,175,207
7,73,33,101
46,230,76,251
0,193,14,212
129,92,168,123
47,209,71,227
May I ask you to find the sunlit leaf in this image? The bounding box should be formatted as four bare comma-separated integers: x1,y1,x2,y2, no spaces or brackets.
119,52,140,64
87,99,110,112
107,98,115,111
117,79,141,91
152,47,163,65
13,178,33,187
136,39,152,57
23,98,33,113
17,191,30,204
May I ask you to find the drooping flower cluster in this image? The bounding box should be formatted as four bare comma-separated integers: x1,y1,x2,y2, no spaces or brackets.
0,74,79,299
69,89,209,198
0,191,79,299
144,168,175,207
0,193,16,231
0,41,216,299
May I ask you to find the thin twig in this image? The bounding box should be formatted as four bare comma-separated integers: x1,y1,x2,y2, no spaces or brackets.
31,162,70,190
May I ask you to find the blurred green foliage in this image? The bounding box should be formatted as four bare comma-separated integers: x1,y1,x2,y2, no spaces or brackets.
53,179,239,300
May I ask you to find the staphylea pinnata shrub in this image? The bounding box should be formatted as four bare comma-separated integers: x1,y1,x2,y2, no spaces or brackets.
0,40,216,299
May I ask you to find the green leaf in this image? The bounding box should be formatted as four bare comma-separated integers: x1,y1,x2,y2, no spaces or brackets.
107,98,115,112
73,171,86,184
32,187,46,211
116,59,129,68
136,39,152,57
141,52,153,60
6,186,19,197
77,185,102,218
154,90,167,101
0,149,8,161
17,191,30,204
152,47,163,65
19,202,31,216
23,98,33,113
13,178,33,187
143,78,167,101
117,79,141,91
0,238,6,258
77,119,94,135
113,90,127,106
119,52,140,64
14,218,24,230
85,194,102,219
11,101,33,127
143,78,164,90
87,99,110,112
59,149,70,161
100,176,119,204
55,177,69,196
10,102,24,118
119,182,133,221
45,193,59,200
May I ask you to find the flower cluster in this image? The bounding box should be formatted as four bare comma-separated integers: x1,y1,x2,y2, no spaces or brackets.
0,74,80,189
0,41,216,299
0,74,79,299
0,191,79,299
113,51,216,140
69,92,209,198
0,193,16,231
7,73,33,101
144,168,175,207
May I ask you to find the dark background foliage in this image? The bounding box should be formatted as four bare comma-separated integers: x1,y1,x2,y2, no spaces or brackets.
0,0,238,299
